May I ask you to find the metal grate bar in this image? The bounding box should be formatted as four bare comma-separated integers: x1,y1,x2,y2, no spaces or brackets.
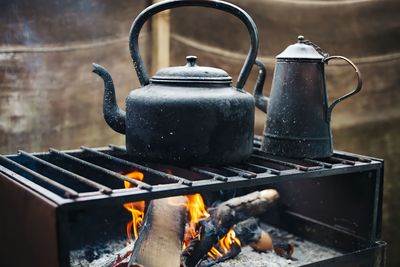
49,148,153,191
81,147,193,186
222,166,257,178
18,150,113,195
110,144,256,180
254,135,263,142
303,158,333,169
251,154,312,171
190,167,228,181
245,162,281,175
109,145,127,153
0,155,79,199
333,153,371,163
111,144,264,178
330,156,356,166
253,139,262,148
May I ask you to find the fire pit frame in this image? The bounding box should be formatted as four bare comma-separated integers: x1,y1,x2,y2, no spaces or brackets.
0,138,385,267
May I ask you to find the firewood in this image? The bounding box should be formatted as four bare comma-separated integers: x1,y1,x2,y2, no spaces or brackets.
209,189,279,230
232,218,262,246
198,218,266,267
182,189,279,267
181,219,219,267
129,196,187,267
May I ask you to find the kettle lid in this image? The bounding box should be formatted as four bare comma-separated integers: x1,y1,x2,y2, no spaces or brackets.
151,56,232,84
276,35,325,60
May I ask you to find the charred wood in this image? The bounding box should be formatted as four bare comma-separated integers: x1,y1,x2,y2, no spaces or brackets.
209,189,279,230
273,241,295,259
233,217,262,246
198,218,269,267
181,219,219,267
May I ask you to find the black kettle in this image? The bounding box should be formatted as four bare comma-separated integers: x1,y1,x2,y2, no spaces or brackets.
93,0,265,165
254,36,362,158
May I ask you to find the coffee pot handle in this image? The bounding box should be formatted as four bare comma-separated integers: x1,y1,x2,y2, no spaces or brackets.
129,0,259,90
253,59,269,113
324,56,362,121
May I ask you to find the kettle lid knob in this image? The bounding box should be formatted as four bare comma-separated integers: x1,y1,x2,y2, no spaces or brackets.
151,55,232,84
186,55,198,67
297,35,305,43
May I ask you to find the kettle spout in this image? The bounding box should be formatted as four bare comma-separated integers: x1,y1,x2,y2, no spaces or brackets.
92,63,126,134
253,60,269,113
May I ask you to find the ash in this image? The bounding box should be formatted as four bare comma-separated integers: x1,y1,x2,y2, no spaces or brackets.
214,223,342,267
70,239,134,267
70,224,341,267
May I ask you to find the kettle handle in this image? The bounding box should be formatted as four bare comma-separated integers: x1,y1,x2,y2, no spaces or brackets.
129,0,259,90
324,55,362,121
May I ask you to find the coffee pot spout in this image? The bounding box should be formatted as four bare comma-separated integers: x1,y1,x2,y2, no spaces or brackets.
92,63,126,134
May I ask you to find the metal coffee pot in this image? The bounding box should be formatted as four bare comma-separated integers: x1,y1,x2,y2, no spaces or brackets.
92,0,264,165
254,36,362,158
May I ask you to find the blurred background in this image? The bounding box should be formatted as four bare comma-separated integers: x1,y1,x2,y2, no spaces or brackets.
0,0,399,265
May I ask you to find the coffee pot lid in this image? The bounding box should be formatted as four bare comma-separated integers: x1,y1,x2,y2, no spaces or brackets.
276,35,325,60
151,56,232,84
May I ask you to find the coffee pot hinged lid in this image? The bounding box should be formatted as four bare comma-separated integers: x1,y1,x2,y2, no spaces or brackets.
276,35,327,60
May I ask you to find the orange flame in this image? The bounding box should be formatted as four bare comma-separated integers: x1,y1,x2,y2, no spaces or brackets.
182,193,241,259
208,229,241,259
182,194,210,249
123,171,145,240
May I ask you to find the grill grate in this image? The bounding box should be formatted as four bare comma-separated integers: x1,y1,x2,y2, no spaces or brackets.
0,137,378,208
18,150,113,194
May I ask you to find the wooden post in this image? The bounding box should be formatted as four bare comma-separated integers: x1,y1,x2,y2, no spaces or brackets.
151,0,170,74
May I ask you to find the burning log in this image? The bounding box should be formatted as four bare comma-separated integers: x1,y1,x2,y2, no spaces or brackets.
233,218,264,247
182,189,279,267
209,189,279,228
232,217,273,253
129,196,187,267
182,219,219,267
198,218,271,267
